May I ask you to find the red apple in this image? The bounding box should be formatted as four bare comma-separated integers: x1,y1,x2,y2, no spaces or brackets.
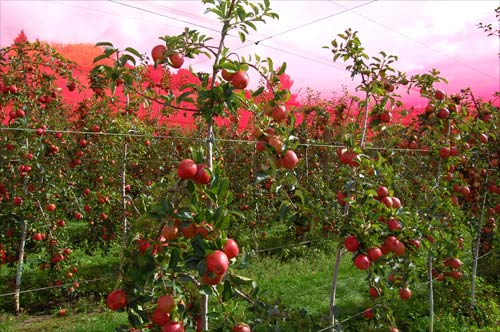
376,186,389,198
177,159,197,180
391,197,402,209
380,111,392,123
202,271,224,285
161,225,178,241
281,150,299,170
152,45,167,63
434,89,446,100
223,239,239,260
206,250,229,276
233,323,251,332
368,247,382,262
169,53,184,69
344,235,359,252
384,236,400,252
157,294,175,314
231,71,249,89
399,287,412,300
369,287,380,298
13,196,23,206
386,218,401,231
32,233,44,241
153,308,170,326
162,321,184,332
272,105,286,122
364,307,374,319
193,163,211,185
381,196,393,208
221,69,234,81
439,147,450,158
354,254,370,270
107,289,128,311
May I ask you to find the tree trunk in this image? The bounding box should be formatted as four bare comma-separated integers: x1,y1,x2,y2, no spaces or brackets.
14,219,28,315
119,142,128,275
328,245,343,331
428,250,434,332
471,179,488,308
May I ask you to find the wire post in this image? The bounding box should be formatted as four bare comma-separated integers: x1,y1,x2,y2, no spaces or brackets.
328,245,342,332
119,140,128,276
471,174,489,309
427,249,434,332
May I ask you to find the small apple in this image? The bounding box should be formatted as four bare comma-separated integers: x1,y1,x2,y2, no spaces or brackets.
344,235,359,252
233,323,251,332
380,111,392,123
221,69,234,81
169,53,184,69
399,287,412,300
354,254,370,270
231,71,249,89
177,159,197,180
223,239,239,259
281,150,299,170
434,89,446,100
193,163,211,185
151,45,167,63
272,105,286,122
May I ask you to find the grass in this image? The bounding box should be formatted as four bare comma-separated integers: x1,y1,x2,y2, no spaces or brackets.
239,248,366,317
0,310,127,332
1,229,498,332
0,238,368,332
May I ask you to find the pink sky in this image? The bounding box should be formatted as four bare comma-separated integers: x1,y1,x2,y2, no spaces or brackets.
1,0,499,106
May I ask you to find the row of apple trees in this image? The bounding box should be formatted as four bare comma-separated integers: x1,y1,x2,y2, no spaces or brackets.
1,1,499,332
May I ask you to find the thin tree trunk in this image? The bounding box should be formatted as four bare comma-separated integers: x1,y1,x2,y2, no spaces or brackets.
14,219,28,315
360,91,370,147
427,250,434,332
15,138,30,314
119,142,128,275
328,245,343,331
471,177,488,308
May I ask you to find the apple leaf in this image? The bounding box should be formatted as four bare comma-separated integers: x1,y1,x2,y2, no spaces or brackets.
95,41,113,47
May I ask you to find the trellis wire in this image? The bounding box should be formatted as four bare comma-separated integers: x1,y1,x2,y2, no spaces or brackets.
0,125,455,154
0,275,118,298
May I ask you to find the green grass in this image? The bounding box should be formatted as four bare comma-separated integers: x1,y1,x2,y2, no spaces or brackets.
0,311,127,332
239,248,366,317
1,230,498,332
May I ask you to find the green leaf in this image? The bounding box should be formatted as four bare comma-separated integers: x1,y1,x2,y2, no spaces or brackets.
168,248,181,269
277,62,287,75
237,7,246,22
93,54,110,64
238,31,246,43
192,234,207,258
125,47,142,58
252,86,265,97
95,41,113,47
200,285,214,296
229,273,253,285
245,21,257,31
222,280,233,301
279,203,290,220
